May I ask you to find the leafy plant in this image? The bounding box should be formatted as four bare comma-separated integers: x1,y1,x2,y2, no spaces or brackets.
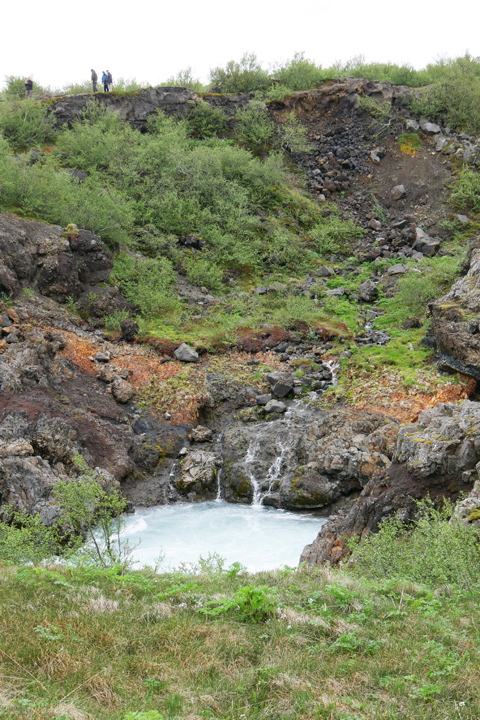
450,168,480,212
53,474,131,571
112,253,178,320
104,308,130,331
235,100,275,152
0,99,57,150
203,584,277,621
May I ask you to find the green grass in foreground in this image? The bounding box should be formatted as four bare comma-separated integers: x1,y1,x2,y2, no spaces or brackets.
0,558,479,720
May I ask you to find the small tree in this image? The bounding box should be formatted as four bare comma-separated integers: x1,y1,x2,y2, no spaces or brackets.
209,53,271,94
53,474,131,572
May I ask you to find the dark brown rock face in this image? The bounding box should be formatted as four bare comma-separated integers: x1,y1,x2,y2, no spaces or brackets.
0,214,113,303
430,238,480,380
47,87,200,130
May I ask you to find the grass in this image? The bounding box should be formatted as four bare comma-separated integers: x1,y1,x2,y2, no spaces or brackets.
0,561,479,719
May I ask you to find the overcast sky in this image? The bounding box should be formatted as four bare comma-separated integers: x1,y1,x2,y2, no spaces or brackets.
2,0,479,91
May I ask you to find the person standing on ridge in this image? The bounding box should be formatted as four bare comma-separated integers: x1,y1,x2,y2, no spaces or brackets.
106,70,113,92
102,71,108,92
91,69,98,93
24,78,33,99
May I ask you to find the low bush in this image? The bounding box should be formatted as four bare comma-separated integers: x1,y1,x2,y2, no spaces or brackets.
408,54,480,132
449,168,480,212
350,498,480,591
209,52,270,93
186,100,227,139
185,256,224,292
307,212,364,255
376,253,463,324
112,253,179,319
0,99,56,150
273,52,326,90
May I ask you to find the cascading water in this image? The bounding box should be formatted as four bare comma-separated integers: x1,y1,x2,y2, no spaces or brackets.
245,436,290,506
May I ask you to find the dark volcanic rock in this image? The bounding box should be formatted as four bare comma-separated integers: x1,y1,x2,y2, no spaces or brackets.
221,404,398,507
431,240,480,379
0,213,117,305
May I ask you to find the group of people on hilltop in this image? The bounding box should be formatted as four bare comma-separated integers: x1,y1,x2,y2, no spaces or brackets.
91,69,113,93
24,71,113,99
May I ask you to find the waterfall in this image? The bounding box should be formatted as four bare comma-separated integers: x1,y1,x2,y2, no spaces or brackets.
243,434,290,507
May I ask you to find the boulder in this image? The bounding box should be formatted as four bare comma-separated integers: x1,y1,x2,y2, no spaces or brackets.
387,263,407,275
174,343,199,363
190,425,213,443
358,280,378,302
176,450,219,498
111,377,135,403
396,400,480,478
420,119,442,135
391,184,406,200
120,319,139,342
265,372,295,398
264,399,286,414
412,228,440,256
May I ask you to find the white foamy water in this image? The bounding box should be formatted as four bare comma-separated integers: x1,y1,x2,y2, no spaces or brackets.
121,501,327,573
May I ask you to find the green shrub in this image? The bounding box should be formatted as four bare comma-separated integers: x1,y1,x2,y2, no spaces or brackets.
408,54,480,132
0,509,58,564
235,100,275,152
104,308,130,330
185,256,224,292
376,253,463,324
450,168,480,212
277,111,311,154
264,83,295,101
209,52,270,93
350,499,480,591
0,100,57,150
186,101,227,139
166,66,204,92
112,253,179,320
0,472,130,569
308,212,364,255
273,52,326,90
0,151,133,242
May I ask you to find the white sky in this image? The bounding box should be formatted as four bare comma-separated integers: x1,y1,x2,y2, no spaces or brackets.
2,0,479,91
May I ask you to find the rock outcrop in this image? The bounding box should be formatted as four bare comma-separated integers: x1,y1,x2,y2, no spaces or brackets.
0,213,128,323
221,403,397,508
431,239,480,380
301,399,478,565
